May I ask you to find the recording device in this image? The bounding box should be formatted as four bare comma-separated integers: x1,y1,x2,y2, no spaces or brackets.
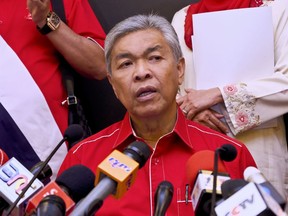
187,148,234,216
5,124,84,215
26,164,95,215
210,144,237,215
70,141,152,216
153,181,174,216
215,180,287,216
244,166,286,210
0,148,9,166
0,157,44,216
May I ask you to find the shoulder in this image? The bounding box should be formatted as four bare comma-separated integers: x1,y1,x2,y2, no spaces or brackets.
70,121,122,154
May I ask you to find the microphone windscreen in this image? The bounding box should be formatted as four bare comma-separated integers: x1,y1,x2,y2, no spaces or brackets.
221,179,249,199
56,165,95,203
186,150,227,184
218,144,237,162
64,124,84,144
0,148,9,166
243,166,265,183
123,141,152,168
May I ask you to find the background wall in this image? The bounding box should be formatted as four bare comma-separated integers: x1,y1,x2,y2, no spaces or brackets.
78,0,198,133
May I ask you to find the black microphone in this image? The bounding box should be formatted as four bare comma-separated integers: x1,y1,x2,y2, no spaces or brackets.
30,162,53,182
5,124,84,215
26,164,95,215
70,141,152,216
220,179,249,200
210,144,237,216
153,181,174,216
36,195,66,216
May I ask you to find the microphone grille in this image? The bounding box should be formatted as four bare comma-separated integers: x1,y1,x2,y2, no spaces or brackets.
56,165,95,202
64,124,84,144
218,144,237,162
123,141,152,168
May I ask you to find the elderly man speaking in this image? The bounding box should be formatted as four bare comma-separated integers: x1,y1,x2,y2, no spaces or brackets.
58,14,256,216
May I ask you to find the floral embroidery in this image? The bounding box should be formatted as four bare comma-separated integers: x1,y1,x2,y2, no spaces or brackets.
222,83,261,134
235,111,249,126
223,85,238,95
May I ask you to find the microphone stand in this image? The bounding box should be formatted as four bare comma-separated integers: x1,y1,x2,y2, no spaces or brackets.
210,150,219,216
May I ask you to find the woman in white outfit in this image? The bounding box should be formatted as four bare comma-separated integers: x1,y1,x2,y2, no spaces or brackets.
172,0,288,200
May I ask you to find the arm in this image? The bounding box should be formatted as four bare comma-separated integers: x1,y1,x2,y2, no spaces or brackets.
27,0,107,80
173,1,288,135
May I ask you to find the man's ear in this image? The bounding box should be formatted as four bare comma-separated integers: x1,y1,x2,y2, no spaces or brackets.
107,73,119,99
177,57,185,85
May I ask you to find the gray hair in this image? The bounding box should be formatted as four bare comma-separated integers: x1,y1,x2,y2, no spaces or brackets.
104,14,183,74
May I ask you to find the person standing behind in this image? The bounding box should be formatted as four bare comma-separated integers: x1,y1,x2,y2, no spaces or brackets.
171,0,288,199
0,0,106,178
58,14,256,215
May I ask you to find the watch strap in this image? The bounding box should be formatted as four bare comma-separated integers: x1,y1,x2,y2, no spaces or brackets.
37,23,53,35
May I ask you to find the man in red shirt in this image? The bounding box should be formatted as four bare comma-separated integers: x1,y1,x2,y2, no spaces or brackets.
0,0,106,177
59,14,256,215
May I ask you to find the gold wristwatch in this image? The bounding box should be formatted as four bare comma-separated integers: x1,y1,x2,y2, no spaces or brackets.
37,11,60,35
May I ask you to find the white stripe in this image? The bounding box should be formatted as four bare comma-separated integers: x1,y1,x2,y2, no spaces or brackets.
0,36,66,179
187,123,242,148
72,128,120,154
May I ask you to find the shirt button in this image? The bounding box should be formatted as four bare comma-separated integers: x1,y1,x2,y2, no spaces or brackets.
153,158,160,165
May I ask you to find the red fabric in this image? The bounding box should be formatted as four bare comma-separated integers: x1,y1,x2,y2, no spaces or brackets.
59,108,256,216
184,0,263,50
0,0,106,134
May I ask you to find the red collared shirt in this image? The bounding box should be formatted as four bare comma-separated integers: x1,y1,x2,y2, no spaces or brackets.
59,108,256,216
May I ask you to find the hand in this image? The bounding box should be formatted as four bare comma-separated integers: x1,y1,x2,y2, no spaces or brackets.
27,0,50,27
177,87,223,119
191,109,229,134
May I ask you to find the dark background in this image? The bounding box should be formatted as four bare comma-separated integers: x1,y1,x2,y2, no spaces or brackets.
78,0,197,133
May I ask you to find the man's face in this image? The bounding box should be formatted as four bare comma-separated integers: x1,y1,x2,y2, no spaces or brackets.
108,29,184,119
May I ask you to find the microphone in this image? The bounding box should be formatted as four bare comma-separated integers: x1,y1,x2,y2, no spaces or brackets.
153,181,174,216
70,140,152,216
5,124,84,215
220,179,249,200
244,166,286,210
0,148,9,166
26,164,95,215
0,157,44,216
30,162,53,182
210,144,237,216
186,150,230,216
36,195,66,216
215,179,287,216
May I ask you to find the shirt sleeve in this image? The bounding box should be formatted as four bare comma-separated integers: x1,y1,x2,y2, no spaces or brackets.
63,0,106,48
219,1,288,135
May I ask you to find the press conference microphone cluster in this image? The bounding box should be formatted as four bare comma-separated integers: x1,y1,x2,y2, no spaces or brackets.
4,124,84,215
70,141,152,216
215,167,287,216
154,181,174,216
26,164,95,216
187,144,237,216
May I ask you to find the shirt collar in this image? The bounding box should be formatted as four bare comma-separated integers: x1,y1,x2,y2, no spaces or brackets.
112,107,194,150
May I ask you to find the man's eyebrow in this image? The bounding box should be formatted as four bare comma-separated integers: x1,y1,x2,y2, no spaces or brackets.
114,45,164,61
144,45,163,56
114,53,130,62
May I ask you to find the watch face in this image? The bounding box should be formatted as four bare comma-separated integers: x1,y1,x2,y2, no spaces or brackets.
47,12,60,30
